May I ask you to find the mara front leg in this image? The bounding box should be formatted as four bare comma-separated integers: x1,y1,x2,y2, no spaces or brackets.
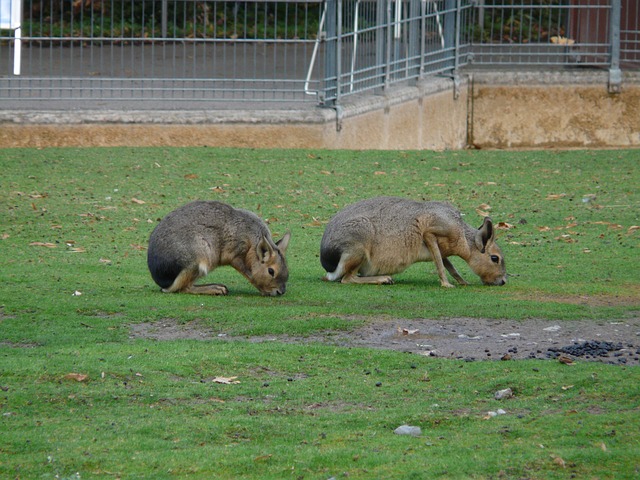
422,234,455,288
443,258,469,286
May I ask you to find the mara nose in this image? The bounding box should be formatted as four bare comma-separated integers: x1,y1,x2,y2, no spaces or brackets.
498,278,506,286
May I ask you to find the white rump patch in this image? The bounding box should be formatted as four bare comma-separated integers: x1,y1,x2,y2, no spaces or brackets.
198,262,209,278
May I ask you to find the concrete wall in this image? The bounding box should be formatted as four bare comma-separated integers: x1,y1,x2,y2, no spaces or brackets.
0,71,638,150
469,71,640,149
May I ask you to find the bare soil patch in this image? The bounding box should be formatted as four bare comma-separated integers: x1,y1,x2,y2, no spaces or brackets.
130,316,640,366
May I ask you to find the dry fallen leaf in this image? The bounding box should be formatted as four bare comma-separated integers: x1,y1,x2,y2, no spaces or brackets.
555,235,576,243
398,327,419,335
538,226,551,232
551,455,566,468
550,36,575,46
558,355,574,365
253,454,272,462
374,171,386,175
30,242,56,248
496,222,515,230
184,174,198,179
306,217,323,227
476,209,491,217
64,373,89,382
628,225,640,234
477,203,491,211
131,197,146,205
1,233,9,240
546,194,567,200
212,376,240,385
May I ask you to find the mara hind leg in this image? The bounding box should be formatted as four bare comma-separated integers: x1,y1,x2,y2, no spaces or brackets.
182,283,229,295
337,252,394,285
162,264,229,295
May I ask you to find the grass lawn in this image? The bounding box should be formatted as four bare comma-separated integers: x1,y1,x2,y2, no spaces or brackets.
1,147,639,479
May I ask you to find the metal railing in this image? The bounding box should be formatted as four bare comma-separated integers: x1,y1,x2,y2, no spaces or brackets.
0,0,638,108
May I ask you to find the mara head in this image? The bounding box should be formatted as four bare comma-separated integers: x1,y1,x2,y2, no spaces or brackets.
468,217,507,286
248,233,291,296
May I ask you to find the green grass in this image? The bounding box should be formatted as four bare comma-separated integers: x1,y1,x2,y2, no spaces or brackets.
1,147,639,478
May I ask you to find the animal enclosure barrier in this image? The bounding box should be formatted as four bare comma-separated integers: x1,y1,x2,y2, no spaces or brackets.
0,0,638,108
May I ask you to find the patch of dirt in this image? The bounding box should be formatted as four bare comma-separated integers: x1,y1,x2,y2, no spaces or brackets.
511,287,640,308
130,316,640,366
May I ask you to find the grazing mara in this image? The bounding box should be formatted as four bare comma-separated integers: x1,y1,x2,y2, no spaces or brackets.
320,196,506,287
148,201,290,296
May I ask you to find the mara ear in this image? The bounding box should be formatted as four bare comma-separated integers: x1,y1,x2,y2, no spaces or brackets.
475,217,494,254
276,232,291,255
257,236,275,263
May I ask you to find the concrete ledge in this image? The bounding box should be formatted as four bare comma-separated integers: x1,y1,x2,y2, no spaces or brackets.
0,76,467,149
0,70,638,149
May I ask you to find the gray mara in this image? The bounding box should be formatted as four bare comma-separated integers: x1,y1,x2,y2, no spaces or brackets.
320,196,506,287
148,201,290,296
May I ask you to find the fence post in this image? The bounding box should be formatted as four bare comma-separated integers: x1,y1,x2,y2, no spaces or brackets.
323,0,338,105
385,0,393,89
443,0,460,98
376,0,386,92
161,0,168,39
608,0,621,93
408,0,421,82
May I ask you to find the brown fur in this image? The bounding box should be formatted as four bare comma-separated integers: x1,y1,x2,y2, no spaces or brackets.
320,196,506,287
148,201,290,296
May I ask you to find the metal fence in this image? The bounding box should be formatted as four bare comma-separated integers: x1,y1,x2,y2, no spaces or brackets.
0,0,638,108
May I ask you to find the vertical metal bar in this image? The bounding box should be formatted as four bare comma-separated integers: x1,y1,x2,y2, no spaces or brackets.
408,0,420,82
443,0,455,69
336,0,343,103
375,0,385,91
323,0,337,105
420,0,425,76
162,0,168,39
349,0,360,92
608,0,621,93
385,0,392,88
453,0,460,71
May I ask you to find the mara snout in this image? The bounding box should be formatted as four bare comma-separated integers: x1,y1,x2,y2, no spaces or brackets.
320,196,507,288
147,201,290,296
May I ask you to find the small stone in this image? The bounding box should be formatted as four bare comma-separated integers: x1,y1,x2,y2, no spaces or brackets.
394,425,422,436
495,388,513,400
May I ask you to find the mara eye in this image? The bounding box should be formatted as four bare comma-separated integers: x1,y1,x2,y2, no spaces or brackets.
268,267,275,277
490,255,500,264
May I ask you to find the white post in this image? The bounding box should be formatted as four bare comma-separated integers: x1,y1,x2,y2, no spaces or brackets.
1,0,22,75
13,25,21,75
